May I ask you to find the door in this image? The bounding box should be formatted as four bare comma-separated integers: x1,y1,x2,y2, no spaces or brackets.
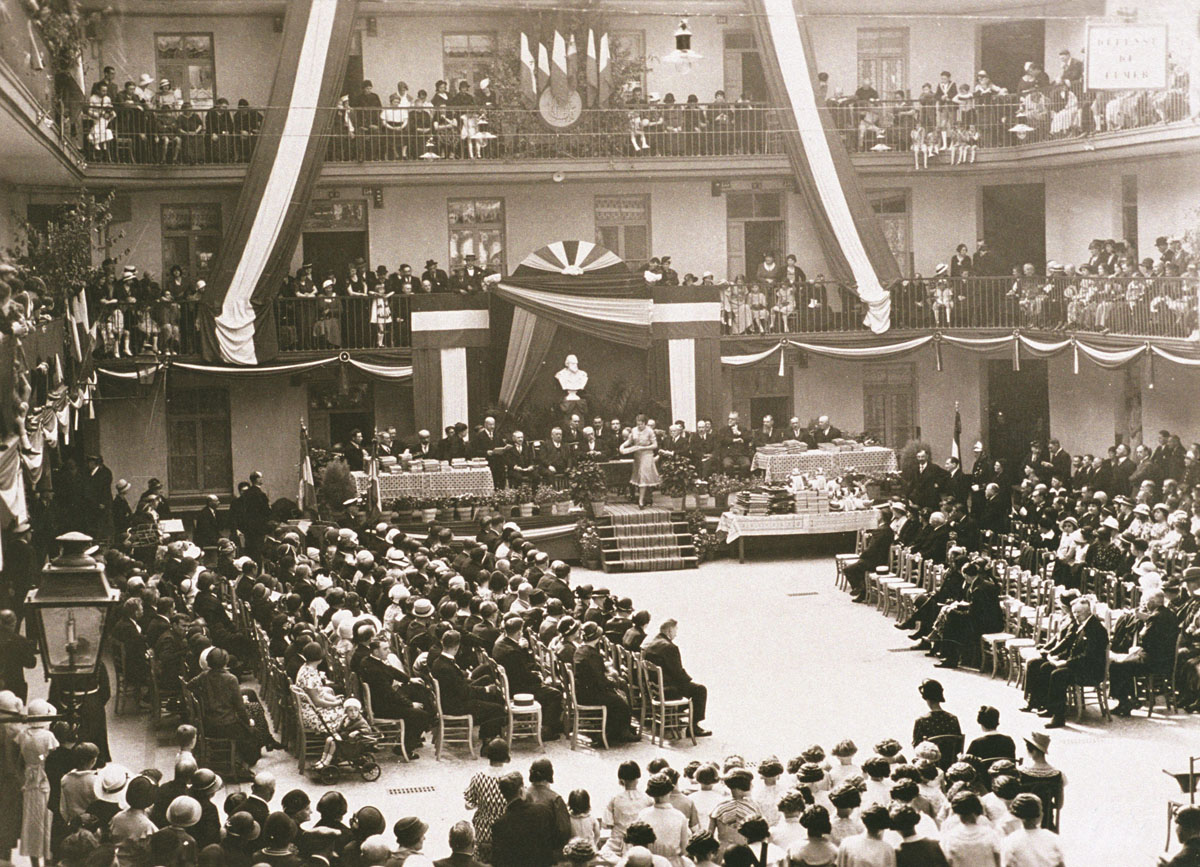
750,395,790,430
329,411,374,453
979,20,1045,94
342,32,364,98
981,183,1045,274
741,52,768,102
303,231,368,281
987,358,1049,479
744,220,785,280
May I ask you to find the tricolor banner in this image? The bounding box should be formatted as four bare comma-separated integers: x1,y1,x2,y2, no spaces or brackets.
199,0,359,365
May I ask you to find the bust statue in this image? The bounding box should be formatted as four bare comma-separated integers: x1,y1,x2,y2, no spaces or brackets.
554,354,588,400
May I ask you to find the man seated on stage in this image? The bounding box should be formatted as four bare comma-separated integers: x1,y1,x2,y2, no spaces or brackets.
812,415,843,443
753,415,780,449
658,422,693,463
410,429,436,459
642,618,712,737
717,411,752,477
844,509,895,603
692,419,718,477
505,430,537,488
785,416,815,447
539,426,573,486
576,426,608,461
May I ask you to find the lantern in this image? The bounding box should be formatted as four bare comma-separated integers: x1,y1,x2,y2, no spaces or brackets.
663,19,703,73
25,532,120,679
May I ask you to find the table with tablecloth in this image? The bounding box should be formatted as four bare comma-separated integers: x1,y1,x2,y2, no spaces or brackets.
751,447,898,482
353,468,495,500
716,508,883,561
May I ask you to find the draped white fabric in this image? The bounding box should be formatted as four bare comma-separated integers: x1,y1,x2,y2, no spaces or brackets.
495,283,653,327
213,0,339,365
722,336,933,366
760,0,891,333
499,306,543,409
99,356,412,380
667,338,697,429
440,347,469,432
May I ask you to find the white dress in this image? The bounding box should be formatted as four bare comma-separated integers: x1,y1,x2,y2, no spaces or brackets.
622,427,660,488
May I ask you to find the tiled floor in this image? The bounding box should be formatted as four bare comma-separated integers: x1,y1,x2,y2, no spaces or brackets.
32,548,1191,864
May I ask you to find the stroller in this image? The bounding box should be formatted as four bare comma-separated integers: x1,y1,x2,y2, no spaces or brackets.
308,706,383,783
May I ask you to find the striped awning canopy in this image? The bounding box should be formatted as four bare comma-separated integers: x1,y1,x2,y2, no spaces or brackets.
507,240,647,296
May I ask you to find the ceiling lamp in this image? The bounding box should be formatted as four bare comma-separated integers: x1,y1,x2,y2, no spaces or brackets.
663,19,703,73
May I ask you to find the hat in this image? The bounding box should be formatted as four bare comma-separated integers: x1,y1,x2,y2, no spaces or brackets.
581,622,603,641
138,73,154,87
115,479,131,494
95,764,131,802
934,263,949,277
393,816,428,848
412,598,434,618
1059,515,1078,528
1024,731,1051,753
1133,503,1151,516
724,768,754,789
425,259,438,268
167,795,202,828
159,78,171,88
1178,806,1200,831
645,772,674,798
1153,502,1169,514
1182,567,1200,584
190,768,222,798
225,811,261,841
616,597,633,612
1113,495,1132,506
126,775,158,810
890,500,909,513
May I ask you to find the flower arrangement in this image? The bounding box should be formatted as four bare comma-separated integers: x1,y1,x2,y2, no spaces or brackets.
658,454,696,500
533,485,561,507
574,517,603,566
685,510,722,562
568,459,608,510
514,484,535,506
706,473,750,498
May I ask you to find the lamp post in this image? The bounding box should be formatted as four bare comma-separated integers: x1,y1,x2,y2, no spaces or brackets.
24,532,120,726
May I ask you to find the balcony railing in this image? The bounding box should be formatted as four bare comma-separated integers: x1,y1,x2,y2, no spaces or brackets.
75,102,783,166
91,295,416,358
830,82,1193,154
721,276,1200,340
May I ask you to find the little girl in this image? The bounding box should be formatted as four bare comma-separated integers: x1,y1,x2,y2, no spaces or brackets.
568,789,602,850
313,697,372,772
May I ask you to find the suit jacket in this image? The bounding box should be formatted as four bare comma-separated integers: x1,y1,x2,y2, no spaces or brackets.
430,653,477,715
471,429,500,459
967,578,1004,634
410,439,436,459
905,463,947,511
1110,457,1136,496
812,425,843,444
490,798,557,867
1138,608,1179,675
438,436,469,461
345,443,366,471
492,634,543,695
535,575,574,609
193,505,222,549
506,443,536,473
241,485,271,534
784,426,815,447
1066,615,1109,685
84,465,114,513
895,515,921,547
945,469,970,505
978,494,1010,535
1046,448,1072,486
574,436,607,461
752,427,780,448
642,634,696,691
916,523,951,564
659,433,693,461
422,268,449,291
571,644,616,704
716,425,751,458
859,524,895,571
691,432,717,458
539,440,573,473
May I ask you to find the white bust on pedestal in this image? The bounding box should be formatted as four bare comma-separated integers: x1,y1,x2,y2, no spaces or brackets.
554,354,588,401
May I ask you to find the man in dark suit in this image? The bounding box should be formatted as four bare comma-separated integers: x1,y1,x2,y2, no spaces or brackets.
393,263,421,295
83,453,114,540
354,636,431,755
572,622,636,743
242,472,272,561
574,426,607,462
934,559,1003,668
472,416,506,488
784,416,815,447
915,510,952,564
421,258,448,292
505,431,537,488
433,821,489,867
753,415,781,449
844,510,894,602
641,618,711,736
716,412,752,476
193,494,222,549
492,616,563,738
1056,48,1084,89
904,448,947,511
944,456,971,505
893,500,921,546
459,254,492,293
1110,444,1136,496
1044,438,1072,488
343,429,368,471
410,429,436,459
972,239,1000,277
1109,590,1178,716
658,422,693,462
538,427,573,486
590,416,615,459
0,610,37,700
490,771,557,867
946,501,979,551
691,419,718,477
978,483,1011,535
811,415,843,443
439,422,470,460
429,630,505,739
1040,597,1110,728
561,414,584,451
536,561,574,609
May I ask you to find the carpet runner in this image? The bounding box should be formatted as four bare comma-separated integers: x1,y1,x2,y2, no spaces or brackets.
596,504,698,573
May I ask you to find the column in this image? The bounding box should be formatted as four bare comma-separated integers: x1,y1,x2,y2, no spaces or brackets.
409,294,491,432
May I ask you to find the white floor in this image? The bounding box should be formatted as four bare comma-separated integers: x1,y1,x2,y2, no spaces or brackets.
82,550,1190,864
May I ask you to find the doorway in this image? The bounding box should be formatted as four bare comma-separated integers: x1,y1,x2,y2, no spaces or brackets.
303,231,368,280
986,358,1048,479
981,183,1045,274
726,189,786,281
744,221,785,279
342,32,364,98
723,32,767,101
979,20,1045,94
750,395,790,430
329,411,374,452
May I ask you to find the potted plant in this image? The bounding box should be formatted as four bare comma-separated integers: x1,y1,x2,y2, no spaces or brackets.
685,509,721,563
707,473,747,510
658,454,696,511
418,497,438,524
693,478,716,510
554,487,574,516
489,487,517,517
455,494,476,522
436,497,455,522
516,484,536,518
574,517,603,570
568,459,608,517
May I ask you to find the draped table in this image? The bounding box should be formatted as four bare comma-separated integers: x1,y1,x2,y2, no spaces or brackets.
751,446,898,482
353,467,495,501
716,508,883,562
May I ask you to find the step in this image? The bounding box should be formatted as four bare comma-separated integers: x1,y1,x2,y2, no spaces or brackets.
599,533,688,548
602,555,699,573
601,543,696,560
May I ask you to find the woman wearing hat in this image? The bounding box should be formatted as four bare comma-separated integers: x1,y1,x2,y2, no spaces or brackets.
1017,732,1065,832
16,699,57,866
911,678,961,747
638,772,690,866
89,763,132,826
294,642,347,732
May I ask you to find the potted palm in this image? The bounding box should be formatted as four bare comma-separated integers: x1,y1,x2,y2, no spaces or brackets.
658,454,696,511
569,459,608,517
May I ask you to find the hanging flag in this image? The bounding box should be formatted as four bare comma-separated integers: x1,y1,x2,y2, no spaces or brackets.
566,32,578,88
550,31,569,104
597,32,611,106
586,29,599,106
951,401,961,461
519,32,537,106
298,421,316,513
537,41,550,93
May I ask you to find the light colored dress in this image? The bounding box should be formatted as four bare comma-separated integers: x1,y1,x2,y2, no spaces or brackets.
18,726,58,860
622,427,660,488
637,803,690,867
295,663,345,730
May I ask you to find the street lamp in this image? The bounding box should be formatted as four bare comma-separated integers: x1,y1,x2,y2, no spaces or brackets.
25,532,120,683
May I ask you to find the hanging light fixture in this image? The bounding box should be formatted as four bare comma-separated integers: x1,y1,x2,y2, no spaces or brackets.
663,19,703,73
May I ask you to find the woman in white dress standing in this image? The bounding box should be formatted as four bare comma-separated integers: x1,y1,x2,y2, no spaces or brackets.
620,414,659,509
19,699,58,867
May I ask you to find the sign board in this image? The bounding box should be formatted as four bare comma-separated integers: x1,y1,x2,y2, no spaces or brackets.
1085,23,1169,91
304,200,367,232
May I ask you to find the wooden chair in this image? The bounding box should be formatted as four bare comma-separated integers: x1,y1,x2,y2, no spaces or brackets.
1135,629,1182,719
834,529,866,590
358,680,410,761
288,685,331,772
185,687,239,777
111,644,142,715
562,663,608,750
979,597,1023,678
613,645,646,730
1069,615,1112,722
429,677,476,760
496,666,543,751
926,733,964,772
641,660,696,747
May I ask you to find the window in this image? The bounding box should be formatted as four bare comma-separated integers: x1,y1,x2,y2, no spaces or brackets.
1121,174,1138,259
857,28,907,95
162,204,221,282
443,33,497,92
595,195,650,264
167,387,232,494
868,191,913,276
448,198,505,270
155,33,215,107
863,363,917,449
610,30,647,93
725,191,781,219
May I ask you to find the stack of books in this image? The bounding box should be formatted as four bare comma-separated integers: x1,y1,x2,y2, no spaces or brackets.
793,489,831,514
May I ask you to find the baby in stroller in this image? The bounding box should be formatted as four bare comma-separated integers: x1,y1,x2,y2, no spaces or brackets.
313,697,380,775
